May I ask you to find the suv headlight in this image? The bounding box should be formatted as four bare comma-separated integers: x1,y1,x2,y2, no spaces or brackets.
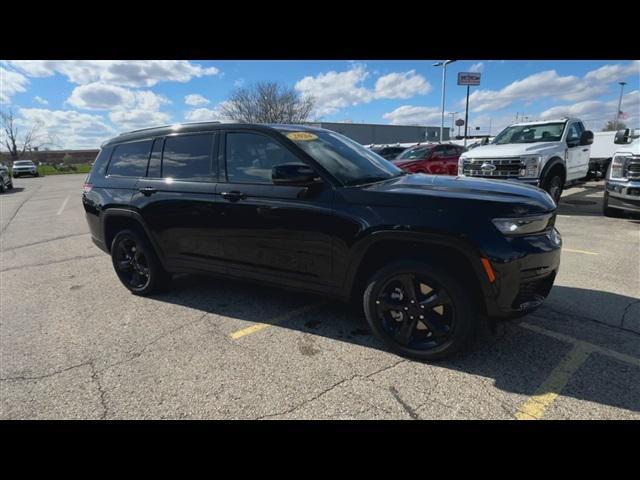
609,154,630,181
492,213,554,236
519,155,542,178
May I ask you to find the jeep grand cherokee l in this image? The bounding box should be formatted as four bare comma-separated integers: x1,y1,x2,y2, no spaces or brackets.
83,122,562,360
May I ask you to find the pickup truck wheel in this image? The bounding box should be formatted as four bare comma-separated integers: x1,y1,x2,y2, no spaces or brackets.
111,229,171,296
363,260,476,360
542,173,563,204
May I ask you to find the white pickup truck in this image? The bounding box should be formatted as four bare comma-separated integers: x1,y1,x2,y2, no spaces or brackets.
457,117,594,204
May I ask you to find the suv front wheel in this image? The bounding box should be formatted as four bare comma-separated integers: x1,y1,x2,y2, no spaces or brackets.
363,260,476,360
111,229,171,295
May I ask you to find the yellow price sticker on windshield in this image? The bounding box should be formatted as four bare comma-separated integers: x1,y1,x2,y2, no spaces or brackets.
287,132,318,141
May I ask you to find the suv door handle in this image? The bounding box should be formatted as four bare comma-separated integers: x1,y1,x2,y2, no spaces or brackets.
221,191,247,202
139,187,157,196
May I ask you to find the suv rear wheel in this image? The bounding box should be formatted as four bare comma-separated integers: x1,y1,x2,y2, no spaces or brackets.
111,229,171,295
363,260,476,360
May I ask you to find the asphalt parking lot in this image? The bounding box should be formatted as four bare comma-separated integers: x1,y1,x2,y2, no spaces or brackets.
1,174,638,419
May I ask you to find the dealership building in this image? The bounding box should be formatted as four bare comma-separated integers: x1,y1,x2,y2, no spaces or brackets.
304,122,450,145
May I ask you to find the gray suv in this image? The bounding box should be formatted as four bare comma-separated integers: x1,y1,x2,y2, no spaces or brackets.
0,165,14,192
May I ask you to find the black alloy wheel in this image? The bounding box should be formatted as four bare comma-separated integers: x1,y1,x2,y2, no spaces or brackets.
363,261,475,360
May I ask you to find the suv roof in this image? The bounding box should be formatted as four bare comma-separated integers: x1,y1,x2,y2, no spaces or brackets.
101,122,325,148
509,117,580,127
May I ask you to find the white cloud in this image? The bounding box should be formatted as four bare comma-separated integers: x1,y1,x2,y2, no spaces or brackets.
295,65,430,117
0,67,29,103
67,82,136,110
374,70,431,99
33,96,49,105
464,61,640,113
584,60,640,83
539,90,640,129
8,60,220,88
295,65,373,116
383,105,443,125
469,63,484,73
184,94,210,106
109,109,171,131
17,108,116,149
184,103,231,122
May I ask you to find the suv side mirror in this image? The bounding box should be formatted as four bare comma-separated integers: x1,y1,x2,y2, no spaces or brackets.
580,130,594,146
614,129,630,145
272,163,320,186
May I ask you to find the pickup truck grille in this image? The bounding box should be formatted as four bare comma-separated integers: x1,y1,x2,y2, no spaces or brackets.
462,158,523,178
626,157,640,180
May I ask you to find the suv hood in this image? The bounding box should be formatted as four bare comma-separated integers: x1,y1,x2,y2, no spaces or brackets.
354,173,555,215
460,142,561,158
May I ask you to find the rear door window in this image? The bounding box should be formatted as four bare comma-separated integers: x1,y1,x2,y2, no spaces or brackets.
162,133,214,181
107,141,152,177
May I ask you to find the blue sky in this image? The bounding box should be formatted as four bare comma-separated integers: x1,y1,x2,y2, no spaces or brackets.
1,60,638,149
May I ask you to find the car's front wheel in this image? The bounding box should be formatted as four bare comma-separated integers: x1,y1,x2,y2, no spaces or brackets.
363,260,476,360
542,172,563,205
111,229,171,296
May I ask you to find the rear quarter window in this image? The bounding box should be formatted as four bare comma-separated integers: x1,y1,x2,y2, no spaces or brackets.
90,147,114,178
107,141,152,177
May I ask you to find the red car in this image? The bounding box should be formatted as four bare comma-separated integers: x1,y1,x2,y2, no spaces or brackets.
392,143,466,175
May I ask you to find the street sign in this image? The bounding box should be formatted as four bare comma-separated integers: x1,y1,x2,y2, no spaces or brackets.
455,119,465,127
457,72,481,86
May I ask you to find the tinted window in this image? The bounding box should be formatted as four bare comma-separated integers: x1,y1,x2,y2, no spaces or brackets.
226,132,301,184
147,138,163,178
91,147,113,177
107,141,152,177
162,134,213,181
396,145,434,161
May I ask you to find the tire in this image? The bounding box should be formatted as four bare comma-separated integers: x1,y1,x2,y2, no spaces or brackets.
541,171,564,205
7,181,13,189
110,229,171,296
602,191,624,218
363,260,477,361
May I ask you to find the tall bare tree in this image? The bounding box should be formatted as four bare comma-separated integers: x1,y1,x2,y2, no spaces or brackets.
0,108,51,160
220,81,315,124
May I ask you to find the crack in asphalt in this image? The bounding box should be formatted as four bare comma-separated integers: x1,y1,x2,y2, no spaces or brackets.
0,254,103,273
0,360,93,383
255,359,407,419
90,362,109,420
621,300,640,329
0,232,90,253
388,386,419,419
0,183,44,236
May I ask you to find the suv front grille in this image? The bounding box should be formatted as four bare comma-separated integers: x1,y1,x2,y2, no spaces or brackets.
462,158,523,178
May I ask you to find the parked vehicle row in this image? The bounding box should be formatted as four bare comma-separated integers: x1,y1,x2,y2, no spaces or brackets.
83,122,561,360
603,129,640,217
0,165,14,193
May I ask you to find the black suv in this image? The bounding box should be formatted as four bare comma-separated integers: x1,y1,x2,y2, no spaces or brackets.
83,123,561,360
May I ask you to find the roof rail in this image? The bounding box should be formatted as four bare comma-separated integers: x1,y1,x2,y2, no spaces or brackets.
119,121,222,136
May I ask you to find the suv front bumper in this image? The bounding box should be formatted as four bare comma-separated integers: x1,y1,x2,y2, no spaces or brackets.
482,228,561,319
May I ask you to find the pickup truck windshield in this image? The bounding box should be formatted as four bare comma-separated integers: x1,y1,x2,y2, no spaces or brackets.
493,122,566,145
281,129,403,186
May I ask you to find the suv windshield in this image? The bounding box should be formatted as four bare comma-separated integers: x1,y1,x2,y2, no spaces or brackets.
395,145,434,161
14,161,34,166
493,122,566,144
281,129,403,186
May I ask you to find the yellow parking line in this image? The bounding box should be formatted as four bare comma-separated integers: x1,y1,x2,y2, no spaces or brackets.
515,322,640,419
563,248,599,255
230,303,325,339
515,342,594,420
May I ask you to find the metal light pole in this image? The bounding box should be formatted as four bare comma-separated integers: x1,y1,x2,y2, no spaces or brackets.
614,81,627,130
434,60,456,142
